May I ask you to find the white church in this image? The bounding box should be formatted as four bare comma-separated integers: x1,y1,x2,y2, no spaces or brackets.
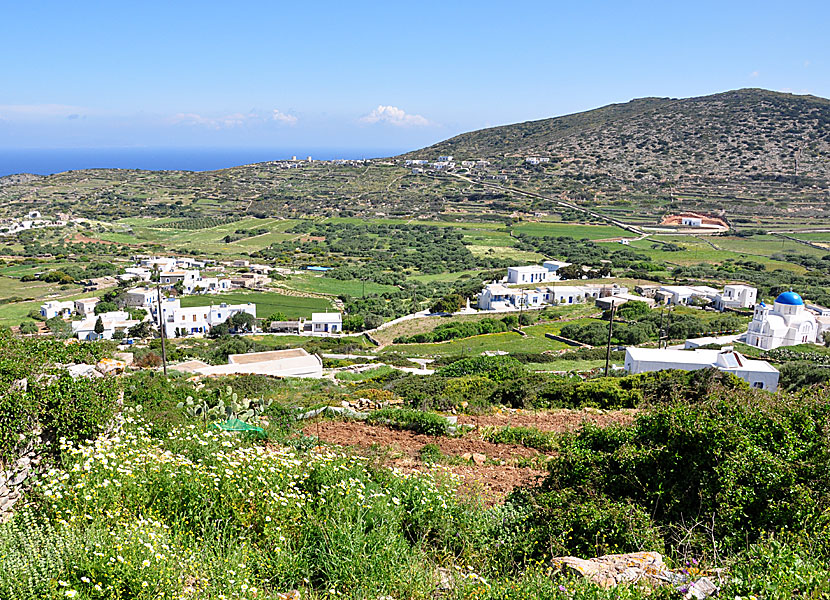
745,291,818,350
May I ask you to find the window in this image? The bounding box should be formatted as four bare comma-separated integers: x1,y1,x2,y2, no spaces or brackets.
752,381,764,389
193,314,197,322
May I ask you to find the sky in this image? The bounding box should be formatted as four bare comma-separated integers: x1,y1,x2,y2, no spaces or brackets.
0,0,827,153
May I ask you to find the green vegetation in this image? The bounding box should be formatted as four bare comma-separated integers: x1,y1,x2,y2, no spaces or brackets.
365,407,452,436
179,291,332,319
4,331,830,598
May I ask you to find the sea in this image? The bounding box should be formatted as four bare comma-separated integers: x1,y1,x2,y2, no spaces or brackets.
0,147,408,177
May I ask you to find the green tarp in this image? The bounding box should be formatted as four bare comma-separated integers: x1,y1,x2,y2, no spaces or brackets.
213,418,267,439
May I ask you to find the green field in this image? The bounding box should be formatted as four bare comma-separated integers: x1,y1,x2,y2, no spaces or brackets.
510,222,630,239
179,291,333,319
280,273,399,296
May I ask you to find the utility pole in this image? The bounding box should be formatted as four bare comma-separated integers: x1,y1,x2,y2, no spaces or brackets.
658,306,665,349
154,272,168,378
604,301,616,377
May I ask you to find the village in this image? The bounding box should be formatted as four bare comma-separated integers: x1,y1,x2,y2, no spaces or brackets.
22,248,830,395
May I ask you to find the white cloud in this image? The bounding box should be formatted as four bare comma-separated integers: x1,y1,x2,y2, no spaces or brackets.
749,70,760,78
272,109,297,125
360,105,430,127
172,109,296,128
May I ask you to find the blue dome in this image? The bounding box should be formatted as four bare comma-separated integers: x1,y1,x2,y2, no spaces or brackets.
775,291,804,306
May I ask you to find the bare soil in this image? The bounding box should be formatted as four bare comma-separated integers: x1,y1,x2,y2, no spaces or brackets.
302,408,635,504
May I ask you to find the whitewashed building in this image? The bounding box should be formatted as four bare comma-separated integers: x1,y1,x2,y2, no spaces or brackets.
308,312,342,334
156,298,257,337
72,311,139,341
126,287,159,308
745,292,818,350
507,265,552,285
74,297,99,316
657,285,720,306
681,217,703,227
714,284,757,311
624,347,779,392
40,300,75,319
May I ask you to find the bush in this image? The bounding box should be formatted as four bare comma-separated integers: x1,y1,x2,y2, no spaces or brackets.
436,355,525,382
36,373,119,444
539,385,830,555
366,408,450,436
133,349,162,368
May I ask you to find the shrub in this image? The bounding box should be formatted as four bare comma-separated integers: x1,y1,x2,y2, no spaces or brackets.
366,408,450,436
539,385,830,555
133,349,162,368
436,355,525,382
36,374,119,444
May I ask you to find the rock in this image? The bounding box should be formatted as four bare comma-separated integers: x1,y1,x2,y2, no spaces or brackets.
10,379,27,393
11,471,27,487
684,576,718,599
275,591,300,600
471,452,486,466
460,453,472,461
553,552,678,588
0,484,8,498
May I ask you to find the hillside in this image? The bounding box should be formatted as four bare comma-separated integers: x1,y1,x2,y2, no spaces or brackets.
1,89,829,229
410,89,830,185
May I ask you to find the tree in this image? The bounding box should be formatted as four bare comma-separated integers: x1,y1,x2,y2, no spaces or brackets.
112,329,126,340
94,301,118,315
429,293,463,314
45,316,73,339
128,321,154,339
19,321,38,335
208,323,231,338
229,312,256,332
265,311,289,322
127,307,147,321
518,311,538,326
94,316,105,336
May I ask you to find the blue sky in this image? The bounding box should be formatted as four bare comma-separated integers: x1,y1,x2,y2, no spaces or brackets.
0,0,827,152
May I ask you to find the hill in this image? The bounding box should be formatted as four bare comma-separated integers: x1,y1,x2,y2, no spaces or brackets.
409,89,830,185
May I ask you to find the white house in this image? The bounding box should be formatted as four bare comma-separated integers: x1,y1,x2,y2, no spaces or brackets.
477,284,523,310
624,347,779,392
309,312,342,334
745,292,818,350
72,311,139,341
681,217,703,227
807,304,830,317
542,260,571,277
124,267,152,282
126,287,159,308
140,256,178,272
507,265,552,285
40,300,75,319
157,300,257,338
541,285,587,305
159,269,202,293
199,277,232,293
74,297,99,316
657,285,720,306
714,284,757,311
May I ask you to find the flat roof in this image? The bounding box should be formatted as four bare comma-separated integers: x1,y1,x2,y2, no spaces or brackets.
228,348,310,364
311,312,342,321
